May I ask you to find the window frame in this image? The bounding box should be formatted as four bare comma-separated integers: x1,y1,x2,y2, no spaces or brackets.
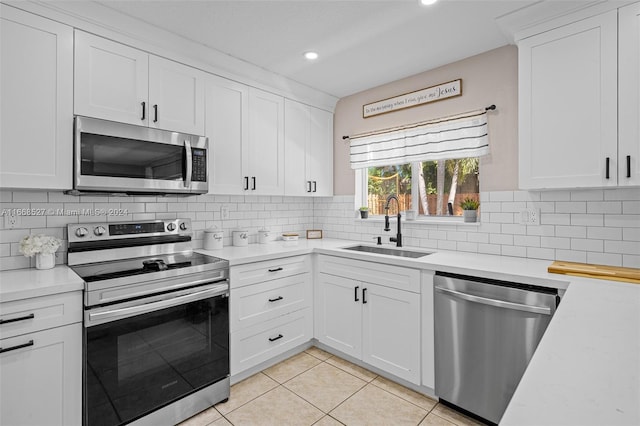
355,162,479,224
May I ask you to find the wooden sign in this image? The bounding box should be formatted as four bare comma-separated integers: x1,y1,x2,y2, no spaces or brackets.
363,79,462,118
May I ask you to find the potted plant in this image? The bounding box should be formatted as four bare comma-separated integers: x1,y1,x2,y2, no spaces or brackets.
460,197,479,223
359,206,369,219
19,233,61,269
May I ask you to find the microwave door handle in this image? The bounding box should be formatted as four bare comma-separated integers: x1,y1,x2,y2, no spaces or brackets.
184,140,192,188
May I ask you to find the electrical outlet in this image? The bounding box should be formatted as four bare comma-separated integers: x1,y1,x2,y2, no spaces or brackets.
519,208,540,225
221,205,230,220
3,212,20,229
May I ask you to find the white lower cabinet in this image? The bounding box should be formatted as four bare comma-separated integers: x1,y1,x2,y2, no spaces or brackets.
315,255,421,385
0,292,82,426
230,256,313,376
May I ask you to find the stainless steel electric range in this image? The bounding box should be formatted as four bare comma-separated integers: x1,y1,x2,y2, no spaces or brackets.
68,218,229,426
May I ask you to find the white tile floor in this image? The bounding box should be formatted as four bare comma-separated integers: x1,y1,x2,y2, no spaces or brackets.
179,347,483,426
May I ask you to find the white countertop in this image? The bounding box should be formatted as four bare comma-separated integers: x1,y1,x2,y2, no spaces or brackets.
0,265,84,303
2,238,638,424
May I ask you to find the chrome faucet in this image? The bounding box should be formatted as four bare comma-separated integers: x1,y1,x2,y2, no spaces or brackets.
384,194,402,247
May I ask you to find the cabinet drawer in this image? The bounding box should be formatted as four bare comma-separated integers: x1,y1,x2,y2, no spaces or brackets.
231,308,312,376
230,255,311,288
0,292,82,340
231,273,311,332
317,255,421,293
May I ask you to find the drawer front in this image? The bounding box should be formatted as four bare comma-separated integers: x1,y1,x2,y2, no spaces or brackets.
231,273,311,332
231,308,312,375
317,255,421,293
0,292,82,339
230,255,311,288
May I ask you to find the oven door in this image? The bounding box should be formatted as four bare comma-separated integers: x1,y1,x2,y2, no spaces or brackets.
74,116,208,194
84,282,228,426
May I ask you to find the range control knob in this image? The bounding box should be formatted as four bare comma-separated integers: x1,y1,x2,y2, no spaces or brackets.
179,222,188,231
167,223,176,231
94,226,106,236
75,227,88,238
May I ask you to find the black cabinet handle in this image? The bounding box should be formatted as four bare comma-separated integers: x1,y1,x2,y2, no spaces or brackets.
307,181,312,192
0,313,34,325
606,157,610,179
244,176,249,190
268,296,283,302
627,155,631,178
354,286,359,302
268,334,283,342
0,340,34,354
251,176,256,190
141,101,146,121
312,181,317,193
268,267,283,272
362,288,367,304
153,104,158,123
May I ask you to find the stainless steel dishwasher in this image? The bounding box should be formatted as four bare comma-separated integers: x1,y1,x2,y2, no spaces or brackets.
434,272,559,425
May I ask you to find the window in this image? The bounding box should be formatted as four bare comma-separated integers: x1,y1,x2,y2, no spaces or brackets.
358,157,479,219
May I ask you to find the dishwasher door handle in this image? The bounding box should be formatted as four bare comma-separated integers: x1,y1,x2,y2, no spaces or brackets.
435,286,552,315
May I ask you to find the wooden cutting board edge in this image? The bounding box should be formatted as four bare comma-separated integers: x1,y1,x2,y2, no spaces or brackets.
548,261,640,284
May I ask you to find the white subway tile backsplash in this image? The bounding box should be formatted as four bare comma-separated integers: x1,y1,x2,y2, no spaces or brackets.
1,189,638,270
587,252,622,267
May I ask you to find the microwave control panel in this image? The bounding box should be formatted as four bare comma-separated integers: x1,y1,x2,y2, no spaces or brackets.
192,149,207,182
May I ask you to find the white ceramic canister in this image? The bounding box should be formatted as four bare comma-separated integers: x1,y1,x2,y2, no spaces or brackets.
258,229,272,244
232,230,249,246
203,229,224,250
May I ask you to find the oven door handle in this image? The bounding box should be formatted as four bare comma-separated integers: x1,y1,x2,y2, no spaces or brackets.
88,284,227,324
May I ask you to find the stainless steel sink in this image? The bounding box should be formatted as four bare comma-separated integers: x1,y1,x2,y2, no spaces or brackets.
343,245,433,258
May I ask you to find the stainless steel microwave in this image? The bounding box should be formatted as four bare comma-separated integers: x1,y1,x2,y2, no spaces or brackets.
73,116,208,195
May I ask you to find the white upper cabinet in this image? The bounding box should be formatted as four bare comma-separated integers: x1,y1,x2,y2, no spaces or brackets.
247,88,285,195
75,31,204,135
205,75,249,194
0,5,73,190
284,100,333,196
619,2,640,186
518,10,618,189
74,31,149,127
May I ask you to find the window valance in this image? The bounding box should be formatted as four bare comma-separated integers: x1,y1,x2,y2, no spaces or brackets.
349,109,490,170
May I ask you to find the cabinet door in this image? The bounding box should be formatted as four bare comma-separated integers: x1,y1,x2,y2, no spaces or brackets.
0,5,73,190
74,31,149,126
308,106,333,196
518,11,618,189
361,283,421,385
619,2,640,186
149,55,204,135
284,99,310,196
205,76,249,194
1,323,82,426
315,273,362,359
248,88,285,195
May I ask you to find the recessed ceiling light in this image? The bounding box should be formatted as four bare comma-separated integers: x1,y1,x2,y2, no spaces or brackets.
420,0,438,5
304,51,319,60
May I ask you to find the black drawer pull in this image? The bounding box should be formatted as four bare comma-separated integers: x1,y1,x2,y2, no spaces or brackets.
141,101,146,121
268,334,283,342
268,296,283,302
268,267,283,272
251,176,256,190
244,176,249,190
606,157,610,179
153,104,158,123
307,181,312,192
362,288,368,304
312,181,317,193
0,340,34,354
354,285,359,302
627,155,631,178
0,313,34,325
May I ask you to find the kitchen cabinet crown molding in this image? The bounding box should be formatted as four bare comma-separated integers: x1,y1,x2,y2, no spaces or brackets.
496,0,635,43
3,0,337,112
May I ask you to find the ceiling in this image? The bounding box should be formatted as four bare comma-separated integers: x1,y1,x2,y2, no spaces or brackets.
93,0,538,98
